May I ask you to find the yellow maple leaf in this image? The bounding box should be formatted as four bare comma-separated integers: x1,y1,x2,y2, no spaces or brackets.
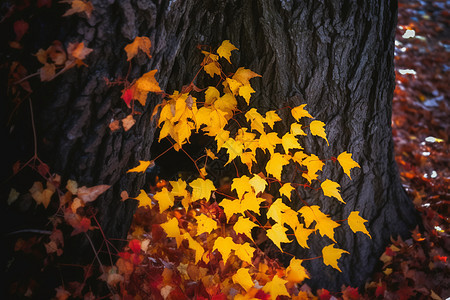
347,211,371,238
201,50,219,62
170,93,189,123
222,137,244,164
245,108,265,134
214,92,237,118
127,160,152,173
315,214,340,243
134,189,152,208
267,198,290,223
290,123,306,136
337,151,361,180
280,208,300,230
258,132,282,155
231,175,252,199
298,205,339,242
291,104,313,121
158,120,175,142
194,106,212,131
281,132,303,154
249,174,267,195
298,205,321,228
204,86,220,105
262,274,289,300
279,183,294,201
135,69,162,93
205,148,218,160
160,217,183,247
241,191,264,215
157,100,174,126
207,109,229,135
213,236,238,264
293,223,314,248
172,120,193,147
195,214,218,235
124,36,151,61
224,77,242,95
266,153,290,181
235,128,256,147
183,233,204,264
235,242,255,264
321,179,345,204
238,83,255,105
232,267,254,292
189,178,215,201
215,129,230,149
233,216,258,241
153,188,174,213
217,40,238,63
310,120,329,145
169,178,187,196
204,61,221,77
286,258,309,283
266,222,291,251
291,151,307,165
220,198,243,221
302,154,324,183
232,67,261,85
240,152,257,173
264,110,282,129
321,244,349,272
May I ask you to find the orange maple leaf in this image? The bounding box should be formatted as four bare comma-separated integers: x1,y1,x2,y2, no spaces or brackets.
124,36,152,61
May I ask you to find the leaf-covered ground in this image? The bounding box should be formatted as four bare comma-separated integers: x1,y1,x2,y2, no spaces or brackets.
123,1,449,299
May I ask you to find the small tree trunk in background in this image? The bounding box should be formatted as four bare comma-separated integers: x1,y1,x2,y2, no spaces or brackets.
3,0,418,290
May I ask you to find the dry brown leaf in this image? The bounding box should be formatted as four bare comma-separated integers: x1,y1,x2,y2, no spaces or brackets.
122,114,136,131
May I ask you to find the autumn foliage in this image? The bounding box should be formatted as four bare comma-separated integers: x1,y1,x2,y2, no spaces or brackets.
114,38,369,299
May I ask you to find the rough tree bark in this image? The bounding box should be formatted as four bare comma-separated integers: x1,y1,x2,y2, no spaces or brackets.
3,0,418,291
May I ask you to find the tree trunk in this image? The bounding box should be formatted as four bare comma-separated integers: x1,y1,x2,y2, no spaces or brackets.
3,0,418,291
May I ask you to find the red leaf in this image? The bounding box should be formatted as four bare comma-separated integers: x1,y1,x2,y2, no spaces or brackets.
211,293,227,300
118,251,131,260
71,217,91,235
121,88,134,108
128,239,141,253
385,247,395,257
397,286,414,300
37,0,52,8
342,286,360,300
318,289,331,300
433,255,447,262
375,284,386,297
254,290,270,300
152,224,165,243
130,253,143,265
13,20,29,41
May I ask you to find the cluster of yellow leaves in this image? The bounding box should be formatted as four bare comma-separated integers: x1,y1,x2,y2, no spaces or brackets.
149,40,262,151
124,40,370,299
